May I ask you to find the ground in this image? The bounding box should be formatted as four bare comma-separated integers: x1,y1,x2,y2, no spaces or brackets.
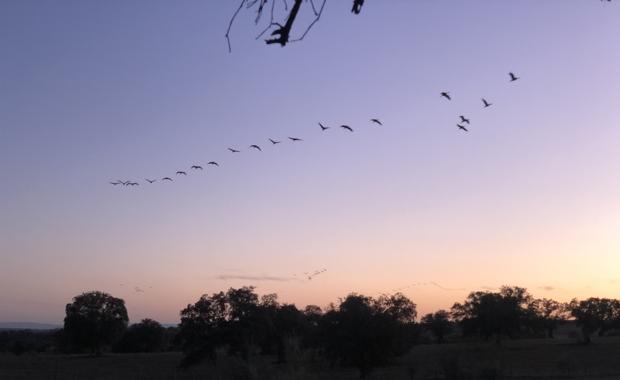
2,336,620,379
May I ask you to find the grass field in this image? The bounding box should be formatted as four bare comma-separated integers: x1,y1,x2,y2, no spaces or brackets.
2,336,620,379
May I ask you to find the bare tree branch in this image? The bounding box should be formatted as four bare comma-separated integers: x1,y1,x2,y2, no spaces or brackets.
266,0,303,46
290,0,326,43
254,0,269,24
255,0,277,40
309,0,319,16
227,0,364,51
351,0,364,14
226,0,248,53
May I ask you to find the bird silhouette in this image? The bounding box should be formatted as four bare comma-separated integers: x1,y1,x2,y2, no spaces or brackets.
509,72,520,82
441,92,451,100
129,182,139,186
457,124,469,132
190,165,203,170
176,171,187,175
208,161,219,166
145,179,156,183
288,137,303,142
340,125,354,132
228,148,240,153
307,268,327,280
482,98,493,108
269,138,281,144
110,181,122,186
162,177,173,181
319,122,330,131
371,118,383,126
250,144,262,151
459,116,470,124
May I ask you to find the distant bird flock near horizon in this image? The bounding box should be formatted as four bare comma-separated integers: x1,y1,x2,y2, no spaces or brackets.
110,72,520,188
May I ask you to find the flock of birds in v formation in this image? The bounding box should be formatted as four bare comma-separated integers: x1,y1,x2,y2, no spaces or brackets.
110,72,520,188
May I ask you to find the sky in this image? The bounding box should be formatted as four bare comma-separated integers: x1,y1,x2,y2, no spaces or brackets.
1,0,619,324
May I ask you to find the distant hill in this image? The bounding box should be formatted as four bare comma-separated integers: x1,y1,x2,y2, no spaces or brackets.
0,322,60,330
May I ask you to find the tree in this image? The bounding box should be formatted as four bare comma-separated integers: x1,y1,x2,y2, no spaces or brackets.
272,303,307,363
569,298,620,344
226,0,364,51
421,310,452,343
177,290,229,365
376,293,418,323
318,293,417,379
525,298,567,338
451,286,532,343
114,319,165,353
177,286,296,366
63,291,128,354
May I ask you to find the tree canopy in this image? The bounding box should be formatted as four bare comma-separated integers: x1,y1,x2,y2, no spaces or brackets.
63,291,128,354
451,286,533,342
318,293,418,378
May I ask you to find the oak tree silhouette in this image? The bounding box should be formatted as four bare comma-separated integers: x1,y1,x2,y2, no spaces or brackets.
114,318,165,353
63,291,128,354
318,293,417,379
421,310,452,343
569,297,620,344
451,286,532,343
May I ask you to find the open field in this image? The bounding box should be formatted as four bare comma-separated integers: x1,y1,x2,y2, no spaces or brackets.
2,336,620,380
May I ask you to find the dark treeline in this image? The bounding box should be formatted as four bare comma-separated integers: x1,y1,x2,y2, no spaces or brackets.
3,286,620,378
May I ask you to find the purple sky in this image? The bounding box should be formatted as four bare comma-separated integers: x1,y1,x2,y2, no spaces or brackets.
1,1,619,324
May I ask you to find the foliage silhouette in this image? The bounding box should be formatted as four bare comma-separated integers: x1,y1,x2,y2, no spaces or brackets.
63,291,128,354
421,310,452,343
317,293,418,379
42,285,620,375
177,286,305,366
451,286,532,343
569,297,620,344
524,298,568,338
114,318,165,353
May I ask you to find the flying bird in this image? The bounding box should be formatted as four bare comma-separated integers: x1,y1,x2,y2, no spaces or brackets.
145,179,156,183
307,268,327,280
191,165,203,170
207,161,219,166
228,148,240,153
288,137,302,142
319,122,330,131
457,124,469,132
269,138,281,145
509,72,520,82
110,181,122,186
340,125,354,132
129,182,139,186
441,92,451,100
459,116,470,124
482,98,493,108
162,177,173,181
371,118,383,126
176,171,187,175
250,144,262,151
